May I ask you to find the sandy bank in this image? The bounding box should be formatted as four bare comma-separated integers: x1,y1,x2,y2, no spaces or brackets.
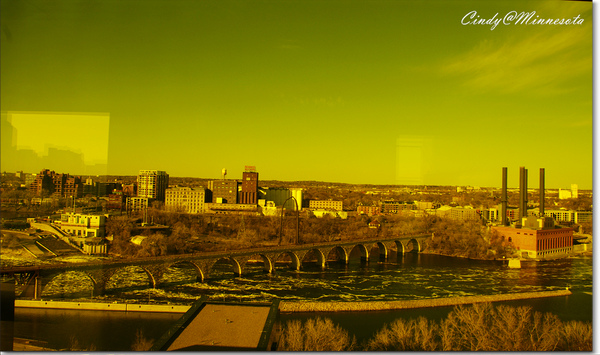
278,290,572,313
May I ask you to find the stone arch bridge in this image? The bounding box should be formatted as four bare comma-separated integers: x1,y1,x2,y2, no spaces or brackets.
1,234,429,299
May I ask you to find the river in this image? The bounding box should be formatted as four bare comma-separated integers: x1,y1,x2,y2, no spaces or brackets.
11,252,593,351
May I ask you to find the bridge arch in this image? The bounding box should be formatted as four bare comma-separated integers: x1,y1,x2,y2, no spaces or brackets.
274,251,302,271
371,242,388,260
349,244,370,262
40,271,96,298
246,253,274,274
106,265,157,290
403,238,422,253
301,249,327,270
326,246,349,264
164,260,205,283
211,257,243,277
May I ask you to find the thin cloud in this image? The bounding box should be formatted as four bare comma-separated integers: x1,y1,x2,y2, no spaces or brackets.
441,6,591,96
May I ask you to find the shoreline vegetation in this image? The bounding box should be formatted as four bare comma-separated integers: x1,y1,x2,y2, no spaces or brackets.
15,290,572,313
280,302,592,351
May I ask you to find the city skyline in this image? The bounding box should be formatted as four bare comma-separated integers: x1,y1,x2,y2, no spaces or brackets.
0,0,593,189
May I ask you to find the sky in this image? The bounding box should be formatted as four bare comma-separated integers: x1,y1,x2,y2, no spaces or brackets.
0,0,593,189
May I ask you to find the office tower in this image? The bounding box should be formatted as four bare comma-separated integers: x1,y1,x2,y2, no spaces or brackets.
137,170,169,202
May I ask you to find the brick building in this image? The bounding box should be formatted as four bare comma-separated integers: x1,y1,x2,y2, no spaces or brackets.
209,179,238,204
492,217,574,259
240,169,259,205
357,205,381,216
29,169,83,198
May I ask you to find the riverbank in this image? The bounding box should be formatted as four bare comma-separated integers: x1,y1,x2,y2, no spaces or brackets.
14,290,572,314
278,290,572,313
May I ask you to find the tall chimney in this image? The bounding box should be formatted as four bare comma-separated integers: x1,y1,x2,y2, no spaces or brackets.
539,168,545,217
501,167,508,226
519,167,528,223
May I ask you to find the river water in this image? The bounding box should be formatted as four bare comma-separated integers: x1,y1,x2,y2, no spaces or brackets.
12,252,593,351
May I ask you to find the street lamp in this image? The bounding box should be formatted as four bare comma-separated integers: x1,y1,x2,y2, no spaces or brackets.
279,196,300,245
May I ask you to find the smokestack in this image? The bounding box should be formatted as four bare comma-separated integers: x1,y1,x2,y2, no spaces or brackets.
539,168,545,217
519,167,528,223
501,167,508,226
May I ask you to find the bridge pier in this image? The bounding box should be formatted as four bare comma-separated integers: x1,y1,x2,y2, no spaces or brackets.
20,275,43,300
376,242,388,261
87,269,119,296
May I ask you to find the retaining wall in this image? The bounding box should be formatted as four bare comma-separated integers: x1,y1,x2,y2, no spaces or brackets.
278,290,573,313
15,300,190,313
14,290,572,314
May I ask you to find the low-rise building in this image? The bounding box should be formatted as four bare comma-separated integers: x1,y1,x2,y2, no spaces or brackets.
309,200,343,211
381,201,415,214
449,206,479,220
357,205,381,216
107,191,125,210
479,207,499,222
58,212,106,238
312,210,348,219
205,202,259,215
127,197,149,213
414,201,433,210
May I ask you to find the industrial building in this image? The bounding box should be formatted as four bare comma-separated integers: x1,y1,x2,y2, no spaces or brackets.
240,167,259,205
492,167,574,259
259,187,303,210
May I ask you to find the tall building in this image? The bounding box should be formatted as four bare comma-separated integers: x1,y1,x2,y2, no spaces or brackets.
137,170,169,202
29,169,54,195
240,167,259,205
165,186,206,214
571,184,579,199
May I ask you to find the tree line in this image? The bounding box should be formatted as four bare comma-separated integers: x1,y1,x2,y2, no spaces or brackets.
278,303,592,351
105,208,518,259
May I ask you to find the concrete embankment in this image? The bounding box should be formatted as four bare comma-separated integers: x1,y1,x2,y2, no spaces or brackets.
279,290,573,313
14,290,572,314
15,300,190,313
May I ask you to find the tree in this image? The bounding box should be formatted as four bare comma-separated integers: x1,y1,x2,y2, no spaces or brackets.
279,317,356,351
